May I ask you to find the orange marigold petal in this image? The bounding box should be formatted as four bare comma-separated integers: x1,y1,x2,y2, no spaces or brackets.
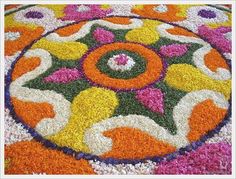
55,21,87,36
132,5,186,22
11,98,55,128
12,57,41,81
5,5,19,10
5,141,95,174
204,49,229,72
103,17,132,25
5,26,44,56
187,99,227,142
101,127,176,159
166,26,199,38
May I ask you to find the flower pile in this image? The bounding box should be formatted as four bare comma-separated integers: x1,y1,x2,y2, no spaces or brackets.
4,4,232,175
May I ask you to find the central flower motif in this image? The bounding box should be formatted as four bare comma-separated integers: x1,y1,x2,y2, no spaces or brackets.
107,53,135,72
82,42,164,90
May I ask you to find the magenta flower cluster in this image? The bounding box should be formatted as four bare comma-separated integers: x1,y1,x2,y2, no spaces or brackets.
198,25,231,53
44,67,82,84
155,142,231,175
159,44,189,58
136,88,164,114
114,54,129,65
93,27,115,44
62,5,112,21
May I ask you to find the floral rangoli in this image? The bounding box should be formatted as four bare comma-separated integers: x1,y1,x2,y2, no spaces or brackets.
4,4,232,175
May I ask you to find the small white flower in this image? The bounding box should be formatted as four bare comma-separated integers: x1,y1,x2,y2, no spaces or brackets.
223,53,232,60
153,5,168,13
77,5,91,12
4,108,33,145
5,51,21,75
5,31,21,41
107,53,135,72
89,160,156,174
224,32,232,41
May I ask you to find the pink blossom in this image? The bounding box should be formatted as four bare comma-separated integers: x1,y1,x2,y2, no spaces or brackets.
136,88,164,114
198,25,231,53
93,27,115,44
160,44,189,58
114,54,129,65
44,67,82,84
62,5,112,21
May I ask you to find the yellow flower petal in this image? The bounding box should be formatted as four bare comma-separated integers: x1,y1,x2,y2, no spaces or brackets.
5,14,38,29
125,20,161,45
132,5,144,10
100,4,111,10
32,38,88,60
38,5,66,18
165,64,231,99
5,158,11,170
47,87,119,152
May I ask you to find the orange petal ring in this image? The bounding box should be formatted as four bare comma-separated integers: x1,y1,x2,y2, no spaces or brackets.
82,42,163,90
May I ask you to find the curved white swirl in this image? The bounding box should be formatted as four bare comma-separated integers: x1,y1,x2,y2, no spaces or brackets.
157,23,231,81
45,18,143,42
10,49,71,136
84,90,229,155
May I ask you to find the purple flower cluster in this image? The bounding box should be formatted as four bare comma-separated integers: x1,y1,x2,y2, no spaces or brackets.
24,11,44,19
198,9,216,19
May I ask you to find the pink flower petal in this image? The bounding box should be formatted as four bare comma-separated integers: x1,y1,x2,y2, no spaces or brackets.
136,88,164,114
44,67,82,84
198,25,231,53
93,27,115,44
160,44,189,58
62,5,112,21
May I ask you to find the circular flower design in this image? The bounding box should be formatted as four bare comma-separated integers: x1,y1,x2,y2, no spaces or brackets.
13,6,66,32
186,6,228,24
107,53,136,72
6,13,231,165
175,5,231,33
83,42,163,90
